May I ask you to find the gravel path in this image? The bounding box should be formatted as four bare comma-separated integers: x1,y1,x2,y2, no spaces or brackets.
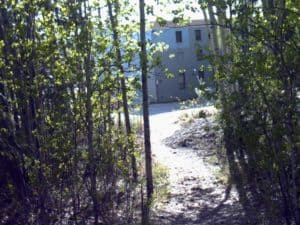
149,102,246,225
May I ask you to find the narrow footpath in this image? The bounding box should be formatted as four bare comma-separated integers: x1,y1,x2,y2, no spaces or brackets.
149,103,245,225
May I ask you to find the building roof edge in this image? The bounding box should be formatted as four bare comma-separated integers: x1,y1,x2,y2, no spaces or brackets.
151,19,208,29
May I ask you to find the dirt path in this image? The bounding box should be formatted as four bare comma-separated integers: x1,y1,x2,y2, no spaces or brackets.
149,103,245,225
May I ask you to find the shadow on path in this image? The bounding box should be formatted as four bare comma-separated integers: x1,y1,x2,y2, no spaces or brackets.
153,183,246,225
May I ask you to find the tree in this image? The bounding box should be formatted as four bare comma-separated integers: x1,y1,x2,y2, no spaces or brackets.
107,0,137,182
198,0,300,223
0,0,143,224
139,0,154,224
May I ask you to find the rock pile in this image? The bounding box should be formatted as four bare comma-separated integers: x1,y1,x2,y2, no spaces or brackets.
164,116,222,156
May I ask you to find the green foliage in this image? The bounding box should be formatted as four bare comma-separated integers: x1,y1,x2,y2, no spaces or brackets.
206,0,300,223
0,0,143,224
156,17,167,26
153,162,170,204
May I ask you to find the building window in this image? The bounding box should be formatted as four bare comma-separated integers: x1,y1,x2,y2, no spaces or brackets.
179,72,186,89
195,29,201,41
175,31,182,43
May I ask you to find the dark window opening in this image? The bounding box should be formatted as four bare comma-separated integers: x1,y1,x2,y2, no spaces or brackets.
195,30,201,41
179,72,186,89
176,31,182,43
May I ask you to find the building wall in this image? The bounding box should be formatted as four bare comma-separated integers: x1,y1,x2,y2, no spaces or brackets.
148,72,157,102
150,22,211,102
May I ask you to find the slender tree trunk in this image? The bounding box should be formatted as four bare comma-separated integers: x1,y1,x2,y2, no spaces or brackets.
70,84,79,225
85,51,99,225
202,9,215,54
82,2,99,224
207,3,219,55
139,0,154,224
106,0,137,181
216,7,227,54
